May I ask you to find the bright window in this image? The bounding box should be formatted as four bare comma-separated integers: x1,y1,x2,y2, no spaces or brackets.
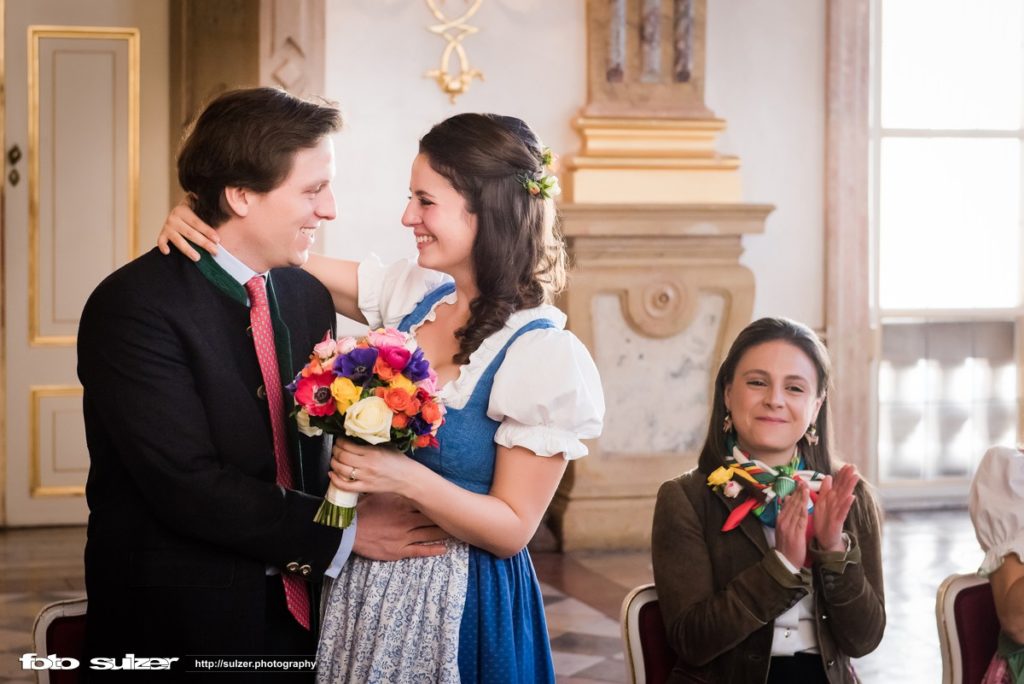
871,0,1023,486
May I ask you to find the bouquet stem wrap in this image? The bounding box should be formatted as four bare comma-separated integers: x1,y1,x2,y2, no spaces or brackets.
314,484,358,528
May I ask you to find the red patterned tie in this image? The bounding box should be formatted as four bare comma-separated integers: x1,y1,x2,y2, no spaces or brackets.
245,275,311,631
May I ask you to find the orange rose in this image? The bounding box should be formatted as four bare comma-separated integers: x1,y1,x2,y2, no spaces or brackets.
421,400,443,424
403,397,422,417
383,387,413,413
392,413,410,429
415,434,432,448
373,357,398,381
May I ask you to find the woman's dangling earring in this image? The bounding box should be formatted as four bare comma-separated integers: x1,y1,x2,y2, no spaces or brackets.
722,412,733,434
805,424,820,446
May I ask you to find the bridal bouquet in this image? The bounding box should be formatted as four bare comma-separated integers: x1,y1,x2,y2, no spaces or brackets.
287,328,445,528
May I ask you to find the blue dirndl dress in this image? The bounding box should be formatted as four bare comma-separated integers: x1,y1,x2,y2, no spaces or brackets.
316,282,557,683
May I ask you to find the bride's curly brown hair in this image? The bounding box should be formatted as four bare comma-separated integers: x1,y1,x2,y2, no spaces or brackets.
418,113,567,364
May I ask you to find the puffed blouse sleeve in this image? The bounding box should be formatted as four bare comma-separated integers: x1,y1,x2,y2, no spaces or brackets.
357,254,451,329
969,445,1024,576
487,328,605,460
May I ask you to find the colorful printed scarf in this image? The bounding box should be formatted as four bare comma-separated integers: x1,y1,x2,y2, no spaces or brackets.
706,435,827,532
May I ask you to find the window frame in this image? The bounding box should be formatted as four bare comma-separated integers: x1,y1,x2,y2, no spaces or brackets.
861,0,1024,504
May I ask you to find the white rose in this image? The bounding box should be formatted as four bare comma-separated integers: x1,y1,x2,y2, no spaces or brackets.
295,410,323,437
343,396,393,444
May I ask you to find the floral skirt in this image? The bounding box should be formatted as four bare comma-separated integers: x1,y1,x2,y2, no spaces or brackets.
315,540,469,683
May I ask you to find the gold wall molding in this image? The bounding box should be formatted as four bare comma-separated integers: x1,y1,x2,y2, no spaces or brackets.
28,26,139,347
1,0,7,524
29,385,86,498
424,0,484,103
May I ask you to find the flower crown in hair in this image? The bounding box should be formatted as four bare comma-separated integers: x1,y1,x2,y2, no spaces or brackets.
518,146,561,199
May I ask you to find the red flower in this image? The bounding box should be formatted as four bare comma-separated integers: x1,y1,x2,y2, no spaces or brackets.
293,372,336,417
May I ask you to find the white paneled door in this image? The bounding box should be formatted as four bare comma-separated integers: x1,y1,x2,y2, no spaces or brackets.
3,0,169,525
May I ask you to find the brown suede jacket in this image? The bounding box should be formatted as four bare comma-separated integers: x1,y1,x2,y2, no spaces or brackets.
651,468,886,683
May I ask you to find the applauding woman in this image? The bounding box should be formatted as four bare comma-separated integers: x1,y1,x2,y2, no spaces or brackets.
651,317,884,683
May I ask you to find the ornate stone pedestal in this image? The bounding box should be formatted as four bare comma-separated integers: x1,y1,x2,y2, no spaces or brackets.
549,0,774,550
551,204,771,550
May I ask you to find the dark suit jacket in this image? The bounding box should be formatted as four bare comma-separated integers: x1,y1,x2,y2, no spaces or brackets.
652,469,885,683
78,248,343,662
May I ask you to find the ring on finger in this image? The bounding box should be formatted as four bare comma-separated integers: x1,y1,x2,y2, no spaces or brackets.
348,466,358,481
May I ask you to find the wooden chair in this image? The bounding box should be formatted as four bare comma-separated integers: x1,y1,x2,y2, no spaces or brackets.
621,583,676,684
31,597,88,684
936,573,1000,684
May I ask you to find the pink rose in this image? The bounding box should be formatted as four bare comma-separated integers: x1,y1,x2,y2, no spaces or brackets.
368,327,409,349
313,333,338,361
336,336,358,354
723,480,742,498
378,346,412,372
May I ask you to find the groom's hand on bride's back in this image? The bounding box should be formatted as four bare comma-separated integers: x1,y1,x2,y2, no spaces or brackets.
352,492,448,561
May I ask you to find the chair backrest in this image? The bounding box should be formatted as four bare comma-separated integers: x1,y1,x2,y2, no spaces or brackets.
31,597,88,684
936,573,1000,684
621,583,676,684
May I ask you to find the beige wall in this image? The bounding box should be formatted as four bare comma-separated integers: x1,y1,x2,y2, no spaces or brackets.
321,0,826,331
707,0,826,329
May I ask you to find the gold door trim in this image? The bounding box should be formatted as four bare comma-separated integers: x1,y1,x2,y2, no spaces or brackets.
28,26,139,347
29,385,85,498
0,0,7,523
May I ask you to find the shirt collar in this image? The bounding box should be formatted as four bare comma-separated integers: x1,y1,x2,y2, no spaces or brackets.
211,244,269,287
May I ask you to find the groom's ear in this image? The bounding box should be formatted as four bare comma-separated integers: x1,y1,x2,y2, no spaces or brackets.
223,186,251,218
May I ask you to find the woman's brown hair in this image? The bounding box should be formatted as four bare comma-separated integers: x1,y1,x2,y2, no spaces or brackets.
418,113,567,364
697,317,835,475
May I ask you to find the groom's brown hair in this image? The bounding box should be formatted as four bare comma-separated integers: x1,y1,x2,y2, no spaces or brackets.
177,87,342,227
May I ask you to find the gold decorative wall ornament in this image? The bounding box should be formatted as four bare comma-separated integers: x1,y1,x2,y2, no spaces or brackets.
424,0,483,103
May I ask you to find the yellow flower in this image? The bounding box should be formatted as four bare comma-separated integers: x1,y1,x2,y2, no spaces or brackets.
388,374,416,395
331,377,361,412
707,467,734,487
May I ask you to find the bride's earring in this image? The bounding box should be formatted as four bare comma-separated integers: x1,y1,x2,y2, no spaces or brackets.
804,424,820,446
722,412,733,434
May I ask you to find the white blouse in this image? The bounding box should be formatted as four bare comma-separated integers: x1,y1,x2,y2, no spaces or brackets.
762,526,819,656
357,255,605,460
969,445,1024,576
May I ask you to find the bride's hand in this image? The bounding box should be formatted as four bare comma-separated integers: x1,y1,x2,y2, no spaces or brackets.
157,200,219,261
329,438,423,498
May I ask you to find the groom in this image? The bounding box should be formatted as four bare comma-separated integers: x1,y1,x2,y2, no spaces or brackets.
78,88,443,677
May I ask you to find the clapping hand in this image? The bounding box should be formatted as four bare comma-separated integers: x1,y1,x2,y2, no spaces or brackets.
775,478,810,568
813,464,860,552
